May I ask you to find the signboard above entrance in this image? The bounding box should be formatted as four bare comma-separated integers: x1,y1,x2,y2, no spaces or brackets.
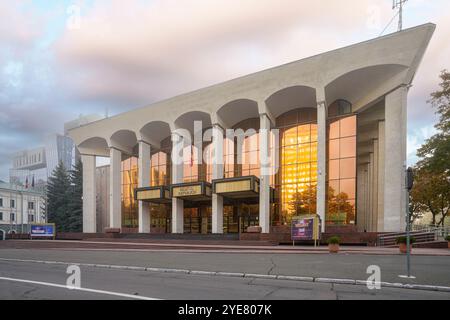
212,176,260,199
171,182,212,201
135,186,171,204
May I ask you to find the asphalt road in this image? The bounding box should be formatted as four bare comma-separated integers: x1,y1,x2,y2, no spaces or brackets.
1,259,450,300
1,248,449,286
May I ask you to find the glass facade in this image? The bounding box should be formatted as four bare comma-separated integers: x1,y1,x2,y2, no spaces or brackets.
121,157,138,228
274,108,318,225
151,151,170,186
326,104,357,226
119,103,358,232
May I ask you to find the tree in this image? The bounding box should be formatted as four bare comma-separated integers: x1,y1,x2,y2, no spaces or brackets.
413,70,450,226
288,185,317,217
67,160,83,232
410,168,450,226
46,161,71,232
408,193,424,226
417,70,450,175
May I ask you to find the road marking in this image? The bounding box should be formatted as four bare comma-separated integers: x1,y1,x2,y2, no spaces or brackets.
0,276,160,300
1,257,450,293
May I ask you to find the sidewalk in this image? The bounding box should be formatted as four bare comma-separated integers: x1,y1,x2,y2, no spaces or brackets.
1,239,449,256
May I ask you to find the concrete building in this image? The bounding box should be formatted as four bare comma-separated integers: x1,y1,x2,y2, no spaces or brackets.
0,182,45,239
68,24,435,235
9,115,103,189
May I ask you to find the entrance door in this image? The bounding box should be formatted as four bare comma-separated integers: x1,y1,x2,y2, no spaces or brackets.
184,206,212,234
240,204,259,232
150,204,171,234
224,206,239,234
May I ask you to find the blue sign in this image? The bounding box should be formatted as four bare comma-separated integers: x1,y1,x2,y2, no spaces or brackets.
30,224,55,238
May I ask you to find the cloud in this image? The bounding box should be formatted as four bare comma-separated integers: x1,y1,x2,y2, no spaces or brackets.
54,0,391,108
0,0,449,181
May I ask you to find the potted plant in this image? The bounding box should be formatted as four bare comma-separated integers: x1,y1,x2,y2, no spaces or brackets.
396,236,416,254
327,236,341,253
446,236,450,249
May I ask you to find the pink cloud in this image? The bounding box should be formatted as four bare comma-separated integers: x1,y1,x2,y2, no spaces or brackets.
54,0,392,107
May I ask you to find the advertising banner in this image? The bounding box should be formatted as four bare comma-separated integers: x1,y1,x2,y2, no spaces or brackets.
30,224,55,239
291,215,321,241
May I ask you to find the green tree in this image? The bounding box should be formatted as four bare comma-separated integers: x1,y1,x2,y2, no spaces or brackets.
46,161,71,232
417,70,450,174
410,168,450,226
413,70,450,226
67,160,83,232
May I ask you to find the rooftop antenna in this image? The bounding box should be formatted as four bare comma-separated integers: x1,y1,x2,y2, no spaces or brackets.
393,0,408,31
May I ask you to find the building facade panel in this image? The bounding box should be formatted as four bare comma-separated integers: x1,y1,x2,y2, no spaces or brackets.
69,24,435,235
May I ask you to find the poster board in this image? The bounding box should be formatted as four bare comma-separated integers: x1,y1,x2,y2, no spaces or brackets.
30,223,56,240
291,215,321,242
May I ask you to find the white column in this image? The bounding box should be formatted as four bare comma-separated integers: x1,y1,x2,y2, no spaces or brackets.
316,101,327,232
138,141,151,233
109,148,122,229
372,140,379,232
171,133,184,233
368,152,374,231
384,86,407,232
356,164,366,232
259,114,271,234
364,164,370,232
81,155,96,233
212,125,224,234
377,121,385,231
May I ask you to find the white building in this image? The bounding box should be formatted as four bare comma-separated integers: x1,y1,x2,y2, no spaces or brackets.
68,24,435,237
0,182,45,238
9,115,103,189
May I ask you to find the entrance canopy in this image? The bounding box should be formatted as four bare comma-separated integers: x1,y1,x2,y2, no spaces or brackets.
135,186,171,204
212,175,263,199
171,181,212,202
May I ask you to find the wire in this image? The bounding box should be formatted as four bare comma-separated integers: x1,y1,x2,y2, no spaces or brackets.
379,10,400,37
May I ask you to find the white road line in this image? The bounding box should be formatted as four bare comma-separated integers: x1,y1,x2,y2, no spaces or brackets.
1,257,450,293
0,276,160,300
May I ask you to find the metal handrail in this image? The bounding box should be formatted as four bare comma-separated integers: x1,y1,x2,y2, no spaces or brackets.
412,225,450,239
377,230,437,247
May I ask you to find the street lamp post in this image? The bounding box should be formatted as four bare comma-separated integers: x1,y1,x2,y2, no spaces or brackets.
400,167,415,279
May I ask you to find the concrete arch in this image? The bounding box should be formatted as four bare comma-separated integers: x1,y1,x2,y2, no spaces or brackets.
325,64,409,110
0,229,5,240
110,130,138,155
174,111,212,135
78,137,109,157
139,121,171,150
265,86,317,119
217,99,259,129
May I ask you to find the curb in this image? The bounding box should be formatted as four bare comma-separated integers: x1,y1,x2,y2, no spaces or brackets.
1,258,450,293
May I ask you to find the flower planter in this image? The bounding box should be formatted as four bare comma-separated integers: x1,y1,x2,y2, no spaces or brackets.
328,243,340,254
399,243,413,254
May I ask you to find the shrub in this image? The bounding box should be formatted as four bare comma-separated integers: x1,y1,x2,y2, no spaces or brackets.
327,236,341,245
445,235,450,242
396,236,416,244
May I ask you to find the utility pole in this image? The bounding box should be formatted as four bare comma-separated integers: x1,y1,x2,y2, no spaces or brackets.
400,166,415,279
393,0,408,31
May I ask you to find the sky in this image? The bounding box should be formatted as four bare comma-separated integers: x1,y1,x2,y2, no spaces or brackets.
0,0,449,181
